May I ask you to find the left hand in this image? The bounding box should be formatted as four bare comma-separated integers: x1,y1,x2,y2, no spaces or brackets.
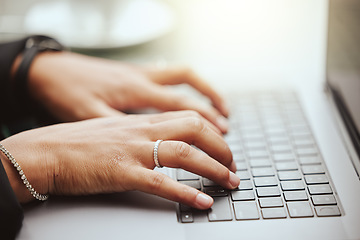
24,51,229,133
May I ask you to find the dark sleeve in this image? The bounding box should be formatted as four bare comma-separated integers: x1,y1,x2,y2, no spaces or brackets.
0,157,24,240
0,38,28,124
0,39,29,238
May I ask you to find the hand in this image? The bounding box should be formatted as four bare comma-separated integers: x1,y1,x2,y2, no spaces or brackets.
25,51,229,133
0,111,239,209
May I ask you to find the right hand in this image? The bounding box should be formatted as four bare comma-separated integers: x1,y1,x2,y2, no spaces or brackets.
0,111,239,209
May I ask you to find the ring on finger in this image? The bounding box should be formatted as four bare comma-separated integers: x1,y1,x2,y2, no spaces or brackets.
154,140,164,168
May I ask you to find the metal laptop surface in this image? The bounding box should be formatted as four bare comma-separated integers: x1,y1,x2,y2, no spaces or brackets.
17,0,360,239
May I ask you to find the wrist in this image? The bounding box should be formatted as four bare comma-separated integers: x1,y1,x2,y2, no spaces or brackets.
0,137,52,203
0,146,32,203
11,36,65,108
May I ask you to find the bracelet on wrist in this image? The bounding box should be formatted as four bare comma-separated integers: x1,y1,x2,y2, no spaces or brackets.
0,143,48,201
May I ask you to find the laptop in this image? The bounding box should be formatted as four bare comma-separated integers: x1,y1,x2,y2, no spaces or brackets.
17,0,360,239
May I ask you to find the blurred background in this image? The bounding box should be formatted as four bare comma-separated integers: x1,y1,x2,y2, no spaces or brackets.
0,0,328,90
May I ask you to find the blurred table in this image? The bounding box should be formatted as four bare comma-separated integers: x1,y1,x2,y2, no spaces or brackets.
0,0,327,91
83,0,327,92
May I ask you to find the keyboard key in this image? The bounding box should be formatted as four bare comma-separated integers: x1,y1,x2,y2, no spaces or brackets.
267,135,289,145
204,187,228,197
293,138,314,148
278,171,302,181
308,184,333,195
273,153,295,162
236,171,251,180
311,195,337,205
252,168,275,177
180,212,194,223
231,190,255,201
298,156,321,165
289,125,311,135
243,141,267,149
233,201,260,220
275,162,298,171
296,148,318,156
305,174,329,184
269,144,292,153
177,170,199,180
208,197,233,221
249,159,272,168
236,162,248,171
259,197,283,208
256,187,281,197
202,178,219,187
180,180,201,189
247,150,269,159
302,165,325,175
281,181,305,191
291,131,311,138
284,191,308,201
261,208,287,219
243,134,264,142
242,131,264,140
238,180,253,190
315,206,341,217
287,202,314,218
179,204,192,212
265,128,287,137
233,153,245,162
229,144,243,153
254,177,278,187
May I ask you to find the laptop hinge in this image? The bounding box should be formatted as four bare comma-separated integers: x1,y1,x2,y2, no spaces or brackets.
326,83,360,180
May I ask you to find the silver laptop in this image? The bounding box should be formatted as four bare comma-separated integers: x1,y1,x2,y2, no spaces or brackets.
18,0,360,239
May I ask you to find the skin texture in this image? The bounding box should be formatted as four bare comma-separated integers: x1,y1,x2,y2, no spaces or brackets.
1,112,239,209
2,51,238,209
26,51,230,133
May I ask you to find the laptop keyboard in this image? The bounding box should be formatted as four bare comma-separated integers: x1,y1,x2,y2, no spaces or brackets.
177,92,342,223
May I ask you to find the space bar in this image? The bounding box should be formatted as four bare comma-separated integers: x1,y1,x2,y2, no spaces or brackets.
208,197,233,221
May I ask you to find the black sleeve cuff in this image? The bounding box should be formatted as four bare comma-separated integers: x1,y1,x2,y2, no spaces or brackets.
0,157,24,239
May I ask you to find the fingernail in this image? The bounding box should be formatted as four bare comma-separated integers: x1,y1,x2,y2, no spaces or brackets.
221,102,230,117
195,193,213,209
230,161,237,173
229,171,240,189
216,115,229,133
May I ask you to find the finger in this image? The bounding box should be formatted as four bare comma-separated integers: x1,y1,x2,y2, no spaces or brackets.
153,141,239,188
145,67,229,117
146,86,229,133
82,100,125,119
129,167,214,209
149,117,235,171
146,111,221,136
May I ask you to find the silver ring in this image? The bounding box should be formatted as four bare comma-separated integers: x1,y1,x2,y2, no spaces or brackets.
154,140,163,168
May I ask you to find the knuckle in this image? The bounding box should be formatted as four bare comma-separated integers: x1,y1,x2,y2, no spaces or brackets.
149,173,166,191
169,94,184,107
185,116,206,134
174,142,192,160
180,67,195,79
183,110,201,118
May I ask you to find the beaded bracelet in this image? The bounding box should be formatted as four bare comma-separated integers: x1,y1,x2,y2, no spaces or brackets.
0,143,48,201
